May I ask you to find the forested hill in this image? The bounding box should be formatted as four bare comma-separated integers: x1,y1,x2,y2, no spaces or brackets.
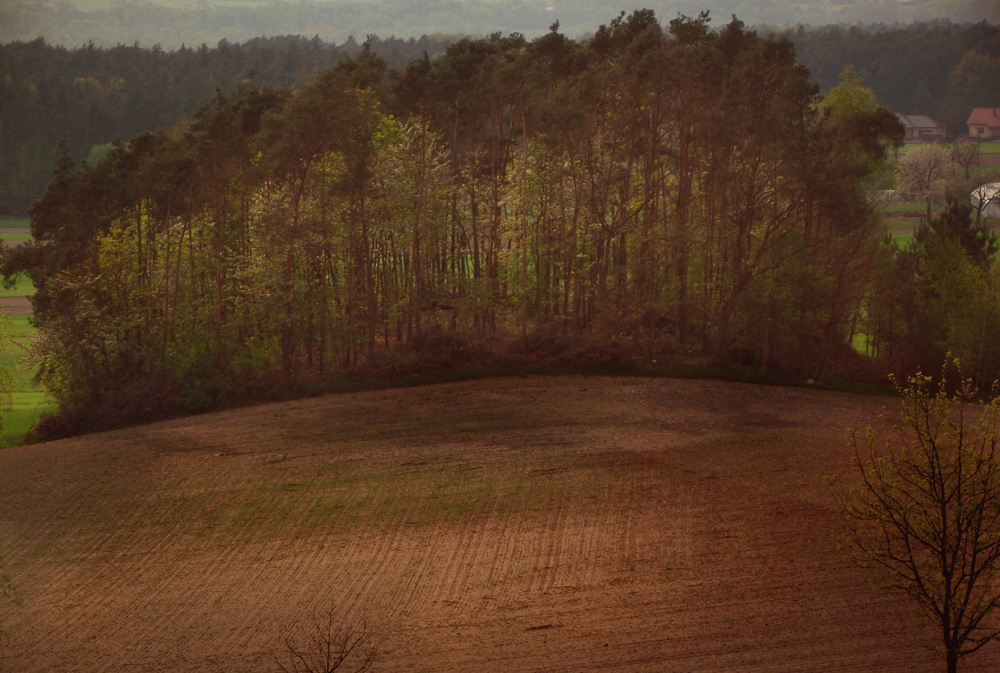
0,34,453,216
4,13,920,437
783,21,1000,130
2,19,998,217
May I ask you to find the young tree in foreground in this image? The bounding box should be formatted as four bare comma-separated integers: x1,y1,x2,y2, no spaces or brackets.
839,365,1000,673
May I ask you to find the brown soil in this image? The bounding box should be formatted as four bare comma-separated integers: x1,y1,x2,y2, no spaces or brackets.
0,376,997,672
0,297,32,315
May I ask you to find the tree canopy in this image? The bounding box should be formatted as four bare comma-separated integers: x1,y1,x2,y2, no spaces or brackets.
4,13,907,435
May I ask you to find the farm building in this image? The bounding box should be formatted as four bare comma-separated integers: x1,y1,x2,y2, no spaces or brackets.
895,113,945,141
972,182,1000,219
968,108,1000,139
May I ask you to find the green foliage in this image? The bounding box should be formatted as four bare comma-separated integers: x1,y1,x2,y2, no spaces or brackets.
0,312,18,437
865,196,1000,387
86,142,115,167
0,311,21,641
818,66,903,197
949,49,1000,112
820,65,881,118
0,311,54,447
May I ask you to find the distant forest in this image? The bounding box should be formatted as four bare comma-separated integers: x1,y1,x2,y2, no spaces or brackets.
0,33,453,215
2,17,999,216
2,0,997,49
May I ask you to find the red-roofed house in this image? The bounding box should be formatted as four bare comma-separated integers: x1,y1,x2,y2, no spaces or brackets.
968,108,1000,139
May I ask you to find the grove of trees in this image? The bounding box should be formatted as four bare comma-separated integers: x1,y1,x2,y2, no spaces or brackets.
2,12,917,434
863,194,1000,392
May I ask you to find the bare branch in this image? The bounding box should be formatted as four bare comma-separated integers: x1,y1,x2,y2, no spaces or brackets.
273,608,378,673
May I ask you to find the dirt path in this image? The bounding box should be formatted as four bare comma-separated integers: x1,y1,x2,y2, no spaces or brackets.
0,376,996,672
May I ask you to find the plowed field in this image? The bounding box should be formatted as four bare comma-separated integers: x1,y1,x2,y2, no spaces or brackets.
1,376,997,672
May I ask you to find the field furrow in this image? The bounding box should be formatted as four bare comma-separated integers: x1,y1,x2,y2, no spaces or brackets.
0,376,998,672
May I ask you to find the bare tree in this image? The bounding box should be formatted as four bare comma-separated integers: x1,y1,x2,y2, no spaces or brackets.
838,365,1000,673
273,609,377,673
951,139,981,181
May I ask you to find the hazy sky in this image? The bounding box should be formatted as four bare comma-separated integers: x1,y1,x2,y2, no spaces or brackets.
1,0,997,49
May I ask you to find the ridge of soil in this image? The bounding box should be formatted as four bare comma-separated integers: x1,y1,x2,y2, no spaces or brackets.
0,375,996,672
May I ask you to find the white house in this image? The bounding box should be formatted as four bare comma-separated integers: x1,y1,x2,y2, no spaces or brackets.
971,182,1000,220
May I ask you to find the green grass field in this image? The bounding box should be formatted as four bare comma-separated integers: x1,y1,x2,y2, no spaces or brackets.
879,201,926,214
0,274,34,298
0,221,52,446
886,231,916,249
0,232,32,242
893,140,1000,156
0,314,54,448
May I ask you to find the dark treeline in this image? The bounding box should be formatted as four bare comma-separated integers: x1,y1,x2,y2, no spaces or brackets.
785,20,1000,133
0,33,454,215
3,20,998,216
8,11,998,436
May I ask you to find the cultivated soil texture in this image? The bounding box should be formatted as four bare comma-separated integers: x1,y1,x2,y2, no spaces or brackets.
1,376,998,672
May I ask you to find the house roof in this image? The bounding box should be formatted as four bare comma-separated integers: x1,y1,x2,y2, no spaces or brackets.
968,108,1000,127
896,113,942,129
